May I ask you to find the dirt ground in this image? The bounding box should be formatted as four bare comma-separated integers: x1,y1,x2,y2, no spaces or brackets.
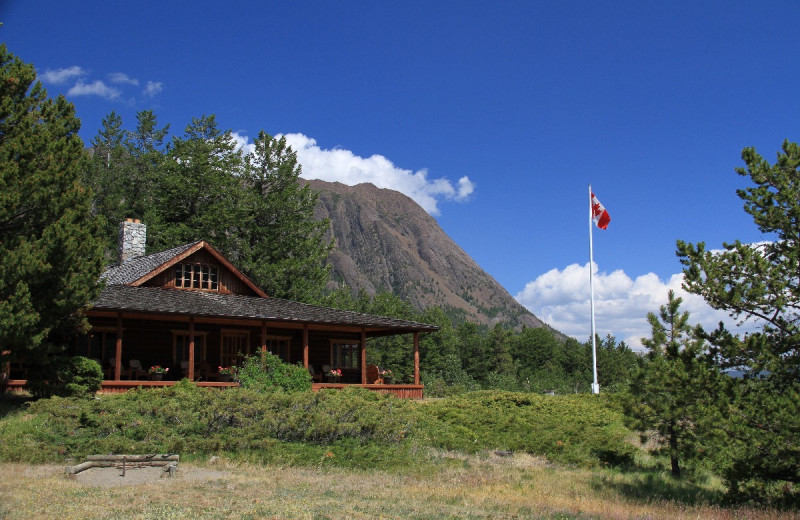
70,464,228,487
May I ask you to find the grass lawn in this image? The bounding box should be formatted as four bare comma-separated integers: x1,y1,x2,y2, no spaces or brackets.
0,453,792,520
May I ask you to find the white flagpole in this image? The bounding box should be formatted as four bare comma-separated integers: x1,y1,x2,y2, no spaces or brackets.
588,185,600,395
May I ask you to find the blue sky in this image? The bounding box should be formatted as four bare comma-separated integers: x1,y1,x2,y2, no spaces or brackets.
4,1,799,347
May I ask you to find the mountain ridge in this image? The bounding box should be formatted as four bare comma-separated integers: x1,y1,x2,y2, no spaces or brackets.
308,179,550,331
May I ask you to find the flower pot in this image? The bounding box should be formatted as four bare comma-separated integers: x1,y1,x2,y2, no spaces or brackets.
219,374,233,382
383,376,393,384
151,373,163,381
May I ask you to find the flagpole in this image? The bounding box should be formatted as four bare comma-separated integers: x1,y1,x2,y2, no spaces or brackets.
588,184,600,395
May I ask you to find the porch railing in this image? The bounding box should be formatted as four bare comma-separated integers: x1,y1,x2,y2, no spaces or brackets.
2,379,424,399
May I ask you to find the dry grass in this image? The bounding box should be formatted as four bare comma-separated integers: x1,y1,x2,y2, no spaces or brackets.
0,455,795,520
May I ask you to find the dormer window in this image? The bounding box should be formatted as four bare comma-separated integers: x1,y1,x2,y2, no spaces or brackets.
175,263,219,290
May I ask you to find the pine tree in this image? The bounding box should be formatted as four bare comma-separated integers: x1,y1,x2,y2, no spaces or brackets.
151,114,246,256
677,139,800,380
84,111,131,258
240,131,331,301
0,44,104,381
677,140,800,503
125,110,169,228
83,110,169,259
624,290,718,477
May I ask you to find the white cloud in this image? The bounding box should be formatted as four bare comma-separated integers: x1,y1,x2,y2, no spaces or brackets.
231,131,254,156
109,72,139,86
40,66,86,85
143,81,164,97
280,133,476,215
67,79,121,100
515,263,760,350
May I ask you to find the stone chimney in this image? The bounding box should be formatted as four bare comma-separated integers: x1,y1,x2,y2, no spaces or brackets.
118,219,146,265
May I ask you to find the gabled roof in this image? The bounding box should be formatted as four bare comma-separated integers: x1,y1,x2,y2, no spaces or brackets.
102,241,200,285
91,285,439,335
93,240,438,335
101,240,267,298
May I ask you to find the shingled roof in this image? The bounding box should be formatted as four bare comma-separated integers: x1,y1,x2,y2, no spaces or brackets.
93,240,438,335
92,285,438,335
101,241,201,285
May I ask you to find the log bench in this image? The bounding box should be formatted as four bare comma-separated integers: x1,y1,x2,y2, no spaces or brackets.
65,454,179,477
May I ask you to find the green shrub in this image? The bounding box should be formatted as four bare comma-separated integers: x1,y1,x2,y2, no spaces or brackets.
60,356,104,397
236,352,311,393
0,383,417,465
25,356,103,399
0,386,636,471
414,391,636,468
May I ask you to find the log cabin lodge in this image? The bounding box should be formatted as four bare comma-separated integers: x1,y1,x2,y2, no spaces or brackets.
2,220,438,399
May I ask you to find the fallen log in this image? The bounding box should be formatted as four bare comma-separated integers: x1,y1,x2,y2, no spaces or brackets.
65,454,180,475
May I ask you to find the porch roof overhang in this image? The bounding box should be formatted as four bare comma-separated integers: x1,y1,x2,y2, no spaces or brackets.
86,285,439,337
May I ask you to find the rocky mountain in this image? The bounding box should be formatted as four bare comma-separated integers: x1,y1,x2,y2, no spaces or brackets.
309,179,549,331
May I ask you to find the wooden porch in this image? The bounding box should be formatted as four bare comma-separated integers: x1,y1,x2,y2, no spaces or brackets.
1,378,424,399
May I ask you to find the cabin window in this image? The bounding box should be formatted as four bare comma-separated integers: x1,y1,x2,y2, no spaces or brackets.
331,341,360,369
174,263,219,290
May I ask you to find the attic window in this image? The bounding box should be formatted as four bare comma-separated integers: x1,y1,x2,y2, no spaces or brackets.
175,263,219,290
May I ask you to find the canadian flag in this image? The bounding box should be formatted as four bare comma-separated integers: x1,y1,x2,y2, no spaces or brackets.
591,192,611,230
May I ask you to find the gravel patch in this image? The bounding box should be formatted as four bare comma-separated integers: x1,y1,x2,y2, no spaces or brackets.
70,464,228,487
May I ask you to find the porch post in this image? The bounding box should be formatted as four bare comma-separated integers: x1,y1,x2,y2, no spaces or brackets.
188,316,195,380
303,324,309,369
261,321,267,355
360,328,367,384
115,313,123,380
413,332,420,385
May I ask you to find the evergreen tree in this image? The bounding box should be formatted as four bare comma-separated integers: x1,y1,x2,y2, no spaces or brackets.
0,44,104,384
624,291,717,477
84,111,131,258
677,140,800,503
677,139,800,381
458,321,491,382
513,326,561,373
418,306,459,376
125,110,169,225
487,323,515,376
595,334,641,392
240,131,331,301
151,114,245,256
84,110,169,259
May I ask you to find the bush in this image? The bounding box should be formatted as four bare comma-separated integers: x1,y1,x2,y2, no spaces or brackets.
25,356,103,399
236,352,311,393
415,391,636,468
0,383,416,465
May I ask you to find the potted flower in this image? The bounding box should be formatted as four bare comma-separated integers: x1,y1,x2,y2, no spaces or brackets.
148,365,168,381
327,368,342,383
218,366,236,382
379,368,393,384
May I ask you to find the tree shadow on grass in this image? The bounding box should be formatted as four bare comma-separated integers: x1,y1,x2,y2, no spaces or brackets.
590,469,724,506
0,393,32,420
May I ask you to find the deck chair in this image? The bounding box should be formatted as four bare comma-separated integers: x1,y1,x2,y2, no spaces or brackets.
366,364,383,384
103,357,117,380
308,365,323,382
200,362,219,381
127,359,148,380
